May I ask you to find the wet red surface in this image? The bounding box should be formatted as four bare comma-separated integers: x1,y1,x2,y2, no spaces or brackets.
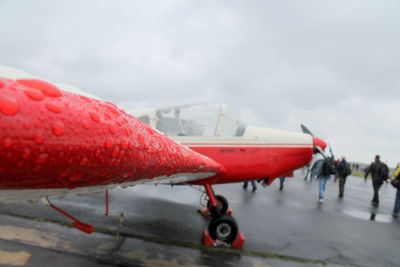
0,78,221,189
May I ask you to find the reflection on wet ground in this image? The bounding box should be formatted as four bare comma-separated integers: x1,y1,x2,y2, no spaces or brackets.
342,207,393,223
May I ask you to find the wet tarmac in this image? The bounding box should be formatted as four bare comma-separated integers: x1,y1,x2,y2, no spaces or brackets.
0,172,399,266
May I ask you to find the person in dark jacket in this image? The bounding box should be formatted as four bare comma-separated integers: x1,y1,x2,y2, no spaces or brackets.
337,156,350,198
365,155,385,206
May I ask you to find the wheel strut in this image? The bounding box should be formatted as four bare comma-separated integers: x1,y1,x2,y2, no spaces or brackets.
201,184,244,248
203,184,219,216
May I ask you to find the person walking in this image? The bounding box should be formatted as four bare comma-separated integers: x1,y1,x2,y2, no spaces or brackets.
392,164,400,218
312,153,333,203
365,155,385,206
337,156,351,198
242,180,257,192
279,177,286,191
333,159,341,183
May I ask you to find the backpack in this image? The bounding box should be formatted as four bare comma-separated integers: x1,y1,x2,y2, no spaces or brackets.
342,163,352,177
321,158,336,176
379,164,389,181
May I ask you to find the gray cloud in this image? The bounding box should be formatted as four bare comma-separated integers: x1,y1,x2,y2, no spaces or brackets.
1,0,399,165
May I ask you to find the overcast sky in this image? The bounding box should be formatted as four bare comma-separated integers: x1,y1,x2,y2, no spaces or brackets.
1,0,399,166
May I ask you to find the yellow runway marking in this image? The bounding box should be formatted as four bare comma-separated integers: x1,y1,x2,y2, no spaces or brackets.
0,250,31,266
0,225,76,252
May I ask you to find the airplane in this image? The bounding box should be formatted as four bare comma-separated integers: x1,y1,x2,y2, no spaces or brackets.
0,66,328,248
129,103,328,245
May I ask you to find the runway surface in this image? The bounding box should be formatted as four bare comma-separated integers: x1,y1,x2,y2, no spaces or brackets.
0,172,398,266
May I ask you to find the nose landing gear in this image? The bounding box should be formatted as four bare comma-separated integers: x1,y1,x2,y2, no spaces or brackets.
207,194,228,216
201,184,245,248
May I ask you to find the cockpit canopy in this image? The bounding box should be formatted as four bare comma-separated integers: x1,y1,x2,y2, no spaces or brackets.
132,103,246,137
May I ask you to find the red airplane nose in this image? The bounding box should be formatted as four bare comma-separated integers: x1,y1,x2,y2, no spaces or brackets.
313,136,327,151
0,78,222,190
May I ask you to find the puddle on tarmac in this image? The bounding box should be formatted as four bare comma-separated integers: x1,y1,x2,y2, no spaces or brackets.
342,209,392,223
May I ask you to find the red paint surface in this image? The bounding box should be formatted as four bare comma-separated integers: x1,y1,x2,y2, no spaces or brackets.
0,78,221,189
187,145,313,184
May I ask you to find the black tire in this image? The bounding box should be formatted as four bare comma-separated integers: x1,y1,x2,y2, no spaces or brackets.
208,215,238,243
207,195,228,215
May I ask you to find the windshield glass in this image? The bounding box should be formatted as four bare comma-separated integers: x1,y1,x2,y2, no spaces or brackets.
154,103,246,137
221,110,246,137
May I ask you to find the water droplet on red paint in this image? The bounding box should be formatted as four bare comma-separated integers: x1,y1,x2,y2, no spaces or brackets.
79,95,92,103
0,80,4,89
141,163,149,169
104,113,112,120
23,89,45,101
59,169,70,178
0,95,19,115
80,157,89,166
69,173,83,182
52,121,64,136
106,139,114,148
17,79,62,97
82,121,90,129
146,127,154,135
33,165,42,172
23,123,30,129
33,132,44,144
34,153,49,164
3,138,12,147
89,112,100,123
112,146,120,157
45,102,62,113
22,148,31,159
108,124,116,134
105,102,119,114
120,140,128,149
8,84,18,91
138,135,144,145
